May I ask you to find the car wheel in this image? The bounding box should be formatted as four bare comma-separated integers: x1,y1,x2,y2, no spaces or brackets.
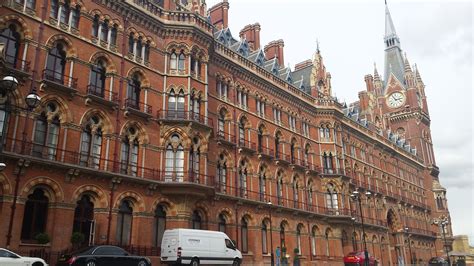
138,259,148,266
86,260,97,266
190,258,199,266
232,259,240,266
32,262,44,266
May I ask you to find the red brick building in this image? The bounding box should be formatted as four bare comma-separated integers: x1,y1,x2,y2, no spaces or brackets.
0,0,453,265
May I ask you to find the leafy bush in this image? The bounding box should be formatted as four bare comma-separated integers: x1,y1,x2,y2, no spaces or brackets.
34,233,50,244
71,232,85,246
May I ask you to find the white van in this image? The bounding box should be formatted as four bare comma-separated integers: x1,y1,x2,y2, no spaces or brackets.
161,229,242,266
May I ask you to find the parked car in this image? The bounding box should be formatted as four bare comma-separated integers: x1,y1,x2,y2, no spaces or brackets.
428,256,449,266
0,248,49,266
161,229,242,265
56,245,151,266
343,251,378,266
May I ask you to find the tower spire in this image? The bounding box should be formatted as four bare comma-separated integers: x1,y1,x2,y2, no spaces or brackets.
383,2,405,91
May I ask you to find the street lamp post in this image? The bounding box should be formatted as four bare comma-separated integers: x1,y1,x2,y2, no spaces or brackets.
351,190,371,266
1,75,42,247
351,217,357,250
404,227,413,265
268,201,274,266
433,216,451,266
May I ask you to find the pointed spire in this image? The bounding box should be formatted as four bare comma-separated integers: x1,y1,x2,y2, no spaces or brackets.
374,62,381,80
414,64,424,84
385,3,397,38
316,38,320,53
404,53,412,73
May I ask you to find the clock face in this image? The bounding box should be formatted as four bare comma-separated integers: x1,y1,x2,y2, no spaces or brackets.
387,92,405,108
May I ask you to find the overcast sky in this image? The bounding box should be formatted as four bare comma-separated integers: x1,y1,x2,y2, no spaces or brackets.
205,0,474,244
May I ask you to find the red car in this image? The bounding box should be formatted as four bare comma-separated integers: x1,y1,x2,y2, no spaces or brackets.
343,251,378,266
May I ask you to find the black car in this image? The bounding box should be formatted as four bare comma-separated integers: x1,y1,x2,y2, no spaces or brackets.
428,256,449,266
56,245,151,266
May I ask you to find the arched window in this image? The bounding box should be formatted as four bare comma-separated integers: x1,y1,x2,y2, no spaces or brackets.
257,126,264,152
311,227,317,256
304,145,310,166
89,59,106,97
290,140,296,164
325,229,330,256
128,33,135,54
144,41,151,62
275,133,281,158
100,20,109,42
0,96,10,140
127,74,141,109
136,37,143,58
21,188,49,241
277,172,283,205
45,43,66,83
192,211,202,229
239,160,248,198
218,214,226,233
238,117,246,146
32,110,60,160
218,109,225,138
170,51,177,70
60,1,71,24
217,154,227,192
50,0,59,19
261,221,268,254
154,205,166,247
189,137,200,182
308,185,314,211
79,116,102,168
0,24,20,66
178,51,185,70
92,15,99,38
15,0,36,10
70,5,80,29
120,134,139,176
280,223,285,248
259,166,266,201
190,91,201,120
326,184,339,213
73,194,94,245
167,89,185,118
241,217,248,253
293,178,299,209
165,134,184,182
116,200,133,245
296,225,302,254
323,152,334,173
110,25,118,46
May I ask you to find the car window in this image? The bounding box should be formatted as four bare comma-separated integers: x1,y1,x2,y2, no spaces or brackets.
0,250,19,258
94,247,127,256
225,239,235,249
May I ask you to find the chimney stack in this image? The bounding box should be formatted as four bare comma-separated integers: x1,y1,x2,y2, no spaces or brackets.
264,39,284,66
209,0,229,30
239,23,261,51
294,59,312,71
364,74,375,93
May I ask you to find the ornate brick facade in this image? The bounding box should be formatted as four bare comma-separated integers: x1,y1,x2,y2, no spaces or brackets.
0,0,453,265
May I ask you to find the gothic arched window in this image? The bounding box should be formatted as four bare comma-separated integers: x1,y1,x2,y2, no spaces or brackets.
293,178,299,208
277,172,283,205
170,51,177,70
79,116,102,168
126,74,141,109
178,51,185,70
73,195,94,245
59,1,71,25
217,154,227,192
189,137,200,182
218,214,226,233
325,183,339,212
192,211,202,229
116,200,133,245
164,134,184,182
0,24,20,66
239,160,248,198
154,205,166,247
261,221,268,254
21,188,49,241
45,43,67,84
241,217,248,253
259,166,266,201
32,103,60,160
120,134,139,176
89,59,106,97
